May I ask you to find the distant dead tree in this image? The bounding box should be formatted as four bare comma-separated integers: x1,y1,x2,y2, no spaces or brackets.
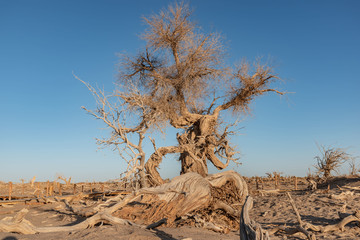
348,157,359,176
81,2,285,187
56,174,72,186
314,144,354,179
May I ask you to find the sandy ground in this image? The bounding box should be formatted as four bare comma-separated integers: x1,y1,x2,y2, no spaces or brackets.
1,176,360,239
0,201,239,240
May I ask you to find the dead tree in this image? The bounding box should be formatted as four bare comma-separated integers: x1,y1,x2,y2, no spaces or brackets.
314,144,354,180
81,2,285,186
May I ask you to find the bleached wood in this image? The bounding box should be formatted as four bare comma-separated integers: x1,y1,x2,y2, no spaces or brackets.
240,196,270,240
0,171,248,235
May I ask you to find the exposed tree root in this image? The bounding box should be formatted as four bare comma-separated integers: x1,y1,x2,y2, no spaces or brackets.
0,171,248,235
115,171,248,227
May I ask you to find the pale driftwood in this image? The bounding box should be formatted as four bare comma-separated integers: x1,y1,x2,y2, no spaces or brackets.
135,172,212,218
314,197,349,208
286,192,304,225
0,190,127,207
300,211,360,233
286,192,317,240
0,199,32,205
134,171,248,221
273,209,360,238
0,209,37,234
307,179,317,190
240,196,270,240
213,200,240,217
0,171,248,235
268,193,316,239
321,210,360,232
0,194,140,234
268,226,298,236
295,225,316,240
0,191,141,234
0,204,14,209
191,214,229,233
286,192,360,235
0,208,135,234
58,199,94,217
330,191,354,201
342,185,360,191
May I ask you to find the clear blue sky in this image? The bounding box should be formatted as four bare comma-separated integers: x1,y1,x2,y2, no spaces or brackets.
1,0,359,182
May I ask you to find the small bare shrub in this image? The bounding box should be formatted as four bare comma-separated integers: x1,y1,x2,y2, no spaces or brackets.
57,174,72,185
348,158,359,176
314,145,353,179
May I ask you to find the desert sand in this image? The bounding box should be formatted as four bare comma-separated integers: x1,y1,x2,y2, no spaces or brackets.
1,175,360,239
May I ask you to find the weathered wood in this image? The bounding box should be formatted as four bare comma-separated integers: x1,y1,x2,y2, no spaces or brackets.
307,179,317,190
0,171,248,235
322,210,360,232
295,225,316,240
0,191,130,206
330,191,354,201
342,186,360,191
286,192,317,240
286,192,304,226
213,200,240,217
0,208,135,234
0,208,37,234
240,196,270,240
286,192,360,236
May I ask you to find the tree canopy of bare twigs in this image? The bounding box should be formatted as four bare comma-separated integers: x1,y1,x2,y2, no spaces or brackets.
314,144,354,179
80,2,285,187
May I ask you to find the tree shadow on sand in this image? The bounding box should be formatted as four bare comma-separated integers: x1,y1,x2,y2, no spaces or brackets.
2,237,18,240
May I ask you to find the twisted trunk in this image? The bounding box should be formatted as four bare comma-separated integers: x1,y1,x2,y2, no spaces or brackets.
145,114,232,186
179,115,230,176
145,145,182,186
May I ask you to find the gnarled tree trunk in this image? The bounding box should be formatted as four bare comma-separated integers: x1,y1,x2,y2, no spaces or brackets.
145,114,234,186
115,170,248,226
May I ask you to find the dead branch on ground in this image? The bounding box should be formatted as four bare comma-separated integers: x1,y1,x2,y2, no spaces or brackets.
271,192,360,239
240,195,270,240
0,171,248,235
